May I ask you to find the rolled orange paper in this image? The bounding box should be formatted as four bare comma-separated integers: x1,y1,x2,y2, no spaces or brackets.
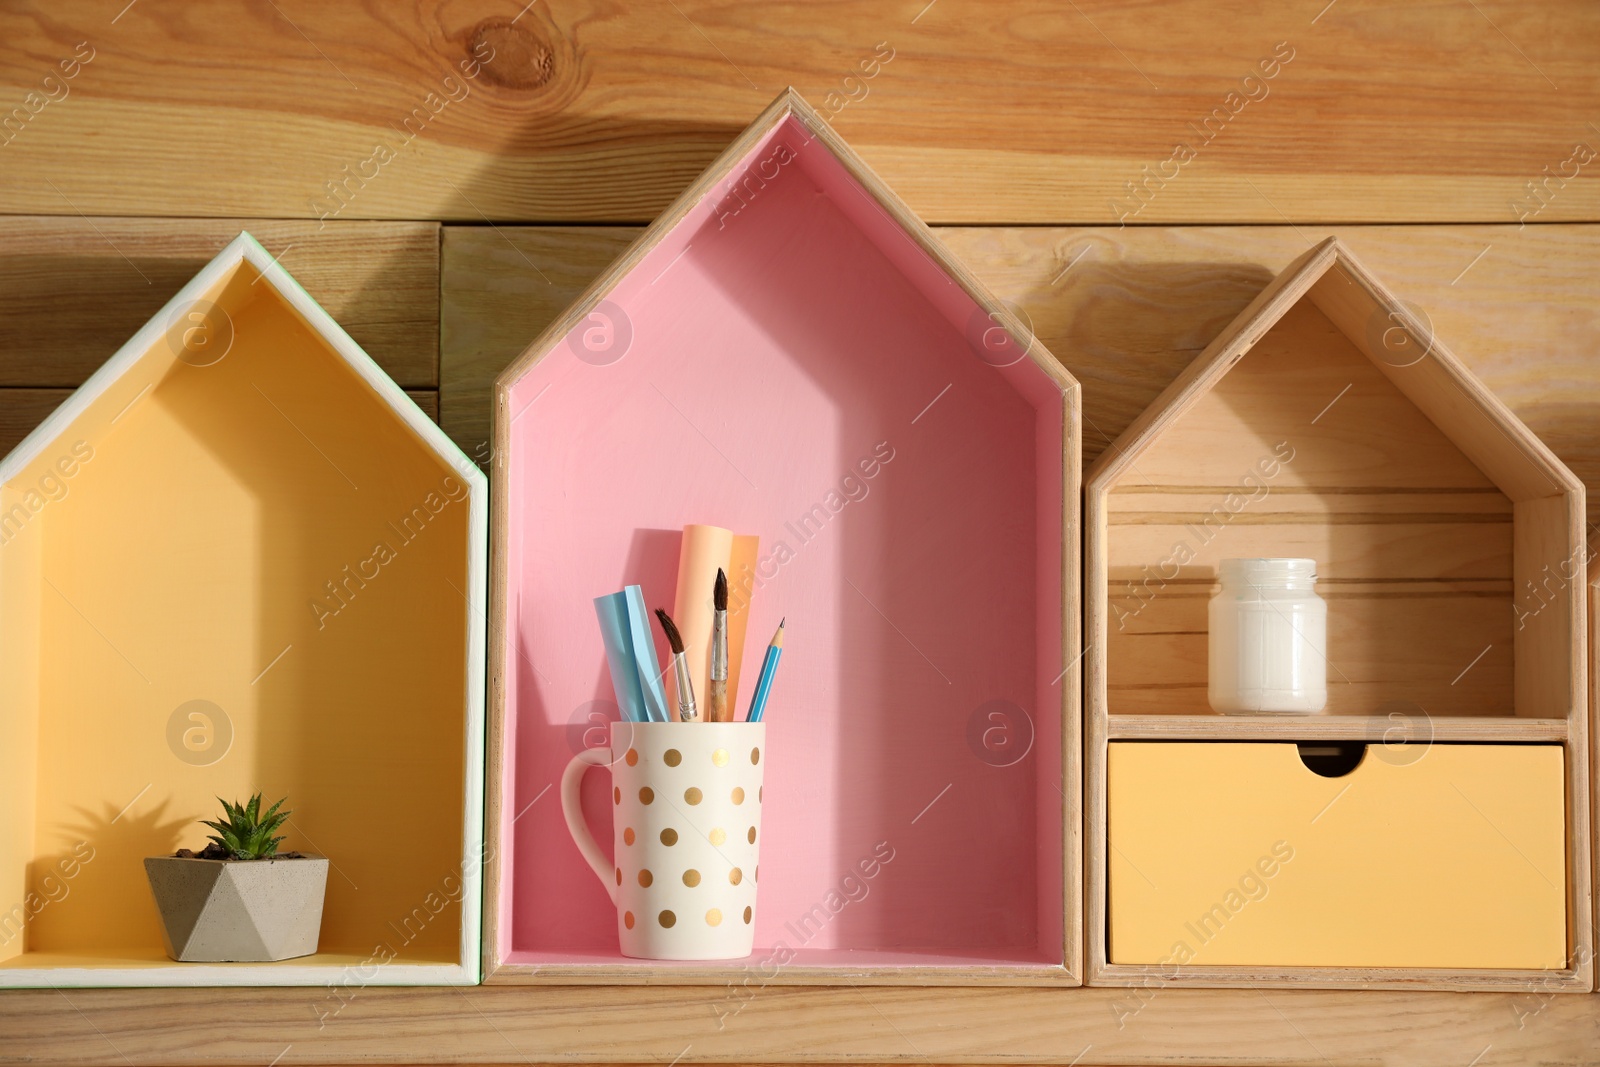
670,524,733,713
725,534,759,709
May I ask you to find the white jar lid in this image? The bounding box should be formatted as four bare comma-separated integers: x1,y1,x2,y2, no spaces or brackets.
1219,557,1318,584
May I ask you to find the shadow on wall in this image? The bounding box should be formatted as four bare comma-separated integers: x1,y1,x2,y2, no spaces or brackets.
1017,255,1277,464
24,799,190,953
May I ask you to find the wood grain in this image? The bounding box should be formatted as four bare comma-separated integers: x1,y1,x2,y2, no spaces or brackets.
2,982,1598,1066
440,226,638,465
0,1,1592,1059
0,3,1596,224
1592,549,1600,981
1108,714,1569,742
442,223,1600,523
1079,236,1593,992
0,219,439,387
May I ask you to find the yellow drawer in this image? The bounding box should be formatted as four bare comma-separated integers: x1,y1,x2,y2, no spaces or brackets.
1107,742,1567,970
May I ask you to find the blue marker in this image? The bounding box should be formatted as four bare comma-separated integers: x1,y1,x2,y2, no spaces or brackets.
746,619,785,723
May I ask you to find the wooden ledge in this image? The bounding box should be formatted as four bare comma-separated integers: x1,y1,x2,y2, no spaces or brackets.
1,983,1595,1066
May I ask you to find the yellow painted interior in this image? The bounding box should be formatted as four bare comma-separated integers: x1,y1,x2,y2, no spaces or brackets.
0,264,470,968
0,485,42,964
1108,742,1567,969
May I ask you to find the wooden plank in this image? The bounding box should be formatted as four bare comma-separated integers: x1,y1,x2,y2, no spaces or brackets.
0,388,77,458
1591,548,1600,988
1106,591,1515,717
0,219,439,388
1108,714,1568,742
1309,253,1582,505
441,226,640,464
1,3,1596,224
0,983,1596,1066
441,223,1600,524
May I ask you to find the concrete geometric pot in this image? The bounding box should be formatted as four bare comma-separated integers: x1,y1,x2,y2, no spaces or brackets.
144,855,329,963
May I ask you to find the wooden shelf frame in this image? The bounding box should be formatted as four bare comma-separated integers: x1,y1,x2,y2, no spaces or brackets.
1083,237,1593,992
0,234,489,988
3,982,1599,1066
1107,714,1570,743
484,89,1082,985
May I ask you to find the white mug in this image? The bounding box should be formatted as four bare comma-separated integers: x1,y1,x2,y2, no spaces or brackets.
561,720,765,960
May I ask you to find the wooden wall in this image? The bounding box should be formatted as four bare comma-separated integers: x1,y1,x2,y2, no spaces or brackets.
2,2,1597,1065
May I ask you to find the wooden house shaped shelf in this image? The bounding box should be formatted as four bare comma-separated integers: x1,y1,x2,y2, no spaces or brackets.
485,89,1081,984
1085,237,1592,991
1590,543,1599,969
0,234,487,987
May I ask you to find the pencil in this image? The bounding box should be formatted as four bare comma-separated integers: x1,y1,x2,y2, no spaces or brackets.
746,619,785,723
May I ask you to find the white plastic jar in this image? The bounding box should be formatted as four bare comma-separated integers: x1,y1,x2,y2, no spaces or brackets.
1208,558,1328,714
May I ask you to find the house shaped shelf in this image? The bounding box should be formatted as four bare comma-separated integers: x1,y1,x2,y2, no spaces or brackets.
0,234,487,987
486,90,1081,984
1590,544,1599,969
1084,237,1591,991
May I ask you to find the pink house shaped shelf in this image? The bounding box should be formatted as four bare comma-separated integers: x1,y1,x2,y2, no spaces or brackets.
485,90,1082,983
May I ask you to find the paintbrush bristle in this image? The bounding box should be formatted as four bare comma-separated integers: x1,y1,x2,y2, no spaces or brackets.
714,568,728,612
655,608,685,654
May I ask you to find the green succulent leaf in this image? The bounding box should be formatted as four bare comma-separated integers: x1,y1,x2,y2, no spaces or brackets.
202,792,292,860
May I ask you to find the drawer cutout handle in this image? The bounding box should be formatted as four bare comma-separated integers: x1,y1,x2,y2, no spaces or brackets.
1296,742,1366,778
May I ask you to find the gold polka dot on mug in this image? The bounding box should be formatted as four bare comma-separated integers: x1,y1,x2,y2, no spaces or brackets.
664,748,682,767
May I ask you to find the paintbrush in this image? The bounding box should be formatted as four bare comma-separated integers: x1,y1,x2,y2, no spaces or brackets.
709,568,729,722
655,608,699,722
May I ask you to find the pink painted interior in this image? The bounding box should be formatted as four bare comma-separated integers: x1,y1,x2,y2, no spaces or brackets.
500,115,1066,969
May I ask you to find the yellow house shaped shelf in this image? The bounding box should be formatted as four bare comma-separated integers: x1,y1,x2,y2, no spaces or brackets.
0,234,487,987
1085,237,1592,991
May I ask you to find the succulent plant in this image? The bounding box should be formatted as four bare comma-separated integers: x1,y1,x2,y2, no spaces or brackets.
202,793,290,860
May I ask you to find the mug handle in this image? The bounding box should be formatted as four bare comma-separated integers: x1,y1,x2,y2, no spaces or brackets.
560,747,617,903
